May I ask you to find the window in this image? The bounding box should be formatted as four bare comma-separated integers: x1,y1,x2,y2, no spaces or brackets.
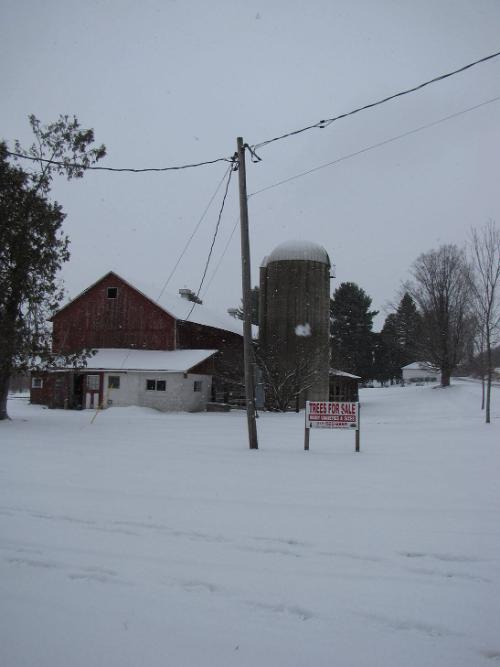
108,376,120,389
107,287,118,299
32,377,43,389
194,381,203,392
146,379,167,391
86,375,100,391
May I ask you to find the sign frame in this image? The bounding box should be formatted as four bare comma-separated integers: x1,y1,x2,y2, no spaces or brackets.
304,400,360,452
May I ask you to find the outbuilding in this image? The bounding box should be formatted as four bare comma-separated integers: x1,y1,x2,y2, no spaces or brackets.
31,349,216,412
401,361,441,384
329,369,360,402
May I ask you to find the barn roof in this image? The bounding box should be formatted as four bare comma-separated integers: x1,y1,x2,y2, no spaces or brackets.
154,290,247,336
134,276,258,337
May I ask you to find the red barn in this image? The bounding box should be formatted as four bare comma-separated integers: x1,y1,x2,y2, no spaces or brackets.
31,272,246,411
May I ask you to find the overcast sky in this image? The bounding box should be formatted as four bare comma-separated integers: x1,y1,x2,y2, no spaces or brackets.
2,0,500,329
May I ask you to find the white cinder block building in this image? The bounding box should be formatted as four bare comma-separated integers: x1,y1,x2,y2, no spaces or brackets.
402,362,441,384
87,349,216,411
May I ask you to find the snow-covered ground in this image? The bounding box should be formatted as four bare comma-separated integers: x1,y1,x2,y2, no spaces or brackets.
1,382,499,667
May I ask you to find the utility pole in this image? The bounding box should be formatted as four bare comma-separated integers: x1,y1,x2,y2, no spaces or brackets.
236,137,258,449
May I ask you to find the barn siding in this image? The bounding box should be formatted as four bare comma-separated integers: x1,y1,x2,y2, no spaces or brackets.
30,372,73,408
177,321,244,379
53,273,176,353
177,321,242,355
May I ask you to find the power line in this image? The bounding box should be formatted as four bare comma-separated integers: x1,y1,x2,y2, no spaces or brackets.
202,216,240,297
5,149,233,173
7,51,499,176
251,49,500,152
185,164,235,321
157,165,232,300
200,93,500,293
248,94,500,198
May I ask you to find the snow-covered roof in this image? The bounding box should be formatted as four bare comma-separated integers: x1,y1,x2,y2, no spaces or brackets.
128,276,249,336
402,361,438,372
154,290,249,337
330,369,361,379
78,348,217,372
265,240,331,266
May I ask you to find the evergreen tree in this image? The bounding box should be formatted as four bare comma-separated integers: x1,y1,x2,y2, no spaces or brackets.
379,313,403,381
394,292,421,365
0,116,105,419
374,294,423,383
330,282,378,380
371,331,392,385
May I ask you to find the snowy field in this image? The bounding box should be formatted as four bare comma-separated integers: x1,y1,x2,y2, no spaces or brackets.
1,382,499,667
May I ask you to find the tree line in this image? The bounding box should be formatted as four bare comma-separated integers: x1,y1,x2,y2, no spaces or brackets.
331,234,500,423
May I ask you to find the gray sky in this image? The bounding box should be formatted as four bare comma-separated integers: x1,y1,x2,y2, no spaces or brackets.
2,0,500,329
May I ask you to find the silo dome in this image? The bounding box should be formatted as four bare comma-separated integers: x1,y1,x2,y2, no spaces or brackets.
266,240,330,267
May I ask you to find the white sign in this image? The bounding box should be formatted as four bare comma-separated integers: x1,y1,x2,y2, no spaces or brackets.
306,401,359,429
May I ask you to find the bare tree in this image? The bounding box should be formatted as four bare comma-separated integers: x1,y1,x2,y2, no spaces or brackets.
470,324,487,410
408,244,474,387
256,338,323,412
469,220,500,423
258,354,320,412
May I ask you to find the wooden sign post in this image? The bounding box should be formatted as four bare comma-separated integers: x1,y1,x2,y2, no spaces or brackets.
304,400,360,452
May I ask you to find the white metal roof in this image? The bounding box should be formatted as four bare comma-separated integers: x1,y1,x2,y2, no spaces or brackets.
126,276,249,336
155,291,246,336
79,348,217,372
265,240,331,266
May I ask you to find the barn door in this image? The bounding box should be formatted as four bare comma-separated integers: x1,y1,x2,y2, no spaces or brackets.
85,374,101,409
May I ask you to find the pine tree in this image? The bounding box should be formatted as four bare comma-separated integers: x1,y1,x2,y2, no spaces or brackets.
394,292,421,365
330,282,378,380
0,116,105,419
379,313,403,382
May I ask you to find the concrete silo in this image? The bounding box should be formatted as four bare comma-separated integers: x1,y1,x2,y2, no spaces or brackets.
259,240,331,406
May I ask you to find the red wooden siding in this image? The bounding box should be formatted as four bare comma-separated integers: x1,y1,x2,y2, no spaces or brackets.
177,321,242,351
30,371,104,409
178,321,244,382
52,273,176,353
30,372,72,408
